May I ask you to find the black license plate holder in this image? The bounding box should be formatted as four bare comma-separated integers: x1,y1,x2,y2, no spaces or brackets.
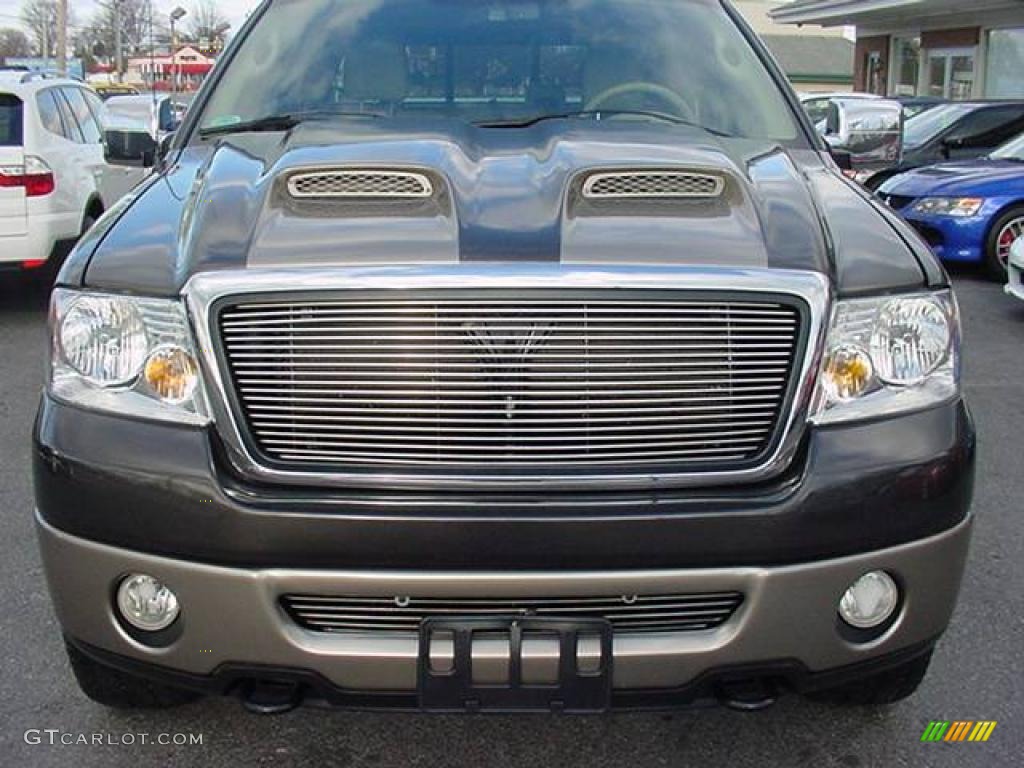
418,617,613,713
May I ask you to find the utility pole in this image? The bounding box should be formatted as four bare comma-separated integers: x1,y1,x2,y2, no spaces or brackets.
114,0,124,83
56,0,67,75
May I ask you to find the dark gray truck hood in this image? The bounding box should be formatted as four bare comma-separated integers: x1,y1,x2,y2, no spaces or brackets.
74,120,941,296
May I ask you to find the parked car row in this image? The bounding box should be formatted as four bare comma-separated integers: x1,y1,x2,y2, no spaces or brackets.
801,92,1024,286
0,70,180,278
878,132,1024,280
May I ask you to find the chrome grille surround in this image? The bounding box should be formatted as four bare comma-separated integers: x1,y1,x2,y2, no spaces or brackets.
286,169,434,199
185,265,831,491
282,591,745,634
582,170,725,199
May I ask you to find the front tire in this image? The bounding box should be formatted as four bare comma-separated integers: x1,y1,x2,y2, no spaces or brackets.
65,641,201,709
805,650,933,706
985,205,1024,281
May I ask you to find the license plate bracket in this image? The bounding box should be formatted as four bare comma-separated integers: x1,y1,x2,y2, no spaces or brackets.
418,616,613,713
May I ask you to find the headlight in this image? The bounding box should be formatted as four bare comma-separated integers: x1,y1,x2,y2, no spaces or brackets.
911,197,984,217
59,295,149,385
49,289,209,425
811,291,959,425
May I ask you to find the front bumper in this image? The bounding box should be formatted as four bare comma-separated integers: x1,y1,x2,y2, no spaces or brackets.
0,211,79,266
34,395,976,570
1006,242,1024,301
40,512,972,705
898,211,988,263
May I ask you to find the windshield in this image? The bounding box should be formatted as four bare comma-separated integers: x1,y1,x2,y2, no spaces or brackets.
990,132,1024,160
197,0,800,140
903,103,974,149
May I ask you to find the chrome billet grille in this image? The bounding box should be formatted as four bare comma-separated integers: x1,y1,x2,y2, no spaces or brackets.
282,592,745,634
583,171,724,199
286,170,433,199
218,293,802,469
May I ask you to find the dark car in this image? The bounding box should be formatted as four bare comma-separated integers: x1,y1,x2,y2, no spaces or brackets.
894,95,946,121
878,131,1024,279
36,0,974,716
863,100,1024,189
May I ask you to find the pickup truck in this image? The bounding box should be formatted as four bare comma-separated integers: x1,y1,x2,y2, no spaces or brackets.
35,0,975,714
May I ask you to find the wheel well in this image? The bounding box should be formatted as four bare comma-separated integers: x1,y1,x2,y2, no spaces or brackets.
984,201,1024,247
84,197,105,225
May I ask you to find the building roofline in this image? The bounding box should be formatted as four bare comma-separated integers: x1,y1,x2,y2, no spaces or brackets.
769,0,920,25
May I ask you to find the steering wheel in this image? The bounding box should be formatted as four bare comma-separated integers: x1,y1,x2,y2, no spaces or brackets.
584,82,695,121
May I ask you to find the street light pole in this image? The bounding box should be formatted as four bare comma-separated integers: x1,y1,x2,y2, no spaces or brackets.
169,7,187,101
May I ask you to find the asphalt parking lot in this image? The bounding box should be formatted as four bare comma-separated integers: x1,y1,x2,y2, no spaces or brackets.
0,271,1021,768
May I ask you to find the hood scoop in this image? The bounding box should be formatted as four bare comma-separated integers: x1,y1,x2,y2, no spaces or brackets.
581,169,725,200
286,168,435,199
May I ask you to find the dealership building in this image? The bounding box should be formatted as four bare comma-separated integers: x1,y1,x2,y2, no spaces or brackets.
771,0,1024,100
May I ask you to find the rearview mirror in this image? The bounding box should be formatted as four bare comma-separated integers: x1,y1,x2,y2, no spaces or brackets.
104,129,158,168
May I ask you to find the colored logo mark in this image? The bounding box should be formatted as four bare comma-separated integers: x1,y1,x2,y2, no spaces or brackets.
921,721,997,743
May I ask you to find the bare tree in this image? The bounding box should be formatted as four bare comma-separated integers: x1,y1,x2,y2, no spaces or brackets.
21,0,58,57
188,0,229,49
84,0,168,76
0,27,32,59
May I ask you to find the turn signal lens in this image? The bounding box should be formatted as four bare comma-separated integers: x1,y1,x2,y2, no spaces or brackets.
822,344,874,402
143,346,198,404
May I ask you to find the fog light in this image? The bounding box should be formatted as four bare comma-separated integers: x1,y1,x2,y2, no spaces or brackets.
839,571,899,629
116,574,180,631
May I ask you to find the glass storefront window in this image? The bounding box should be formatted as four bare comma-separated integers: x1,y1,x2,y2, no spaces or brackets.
892,37,920,96
949,55,975,100
927,56,946,97
986,28,1024,98
926,49,975,100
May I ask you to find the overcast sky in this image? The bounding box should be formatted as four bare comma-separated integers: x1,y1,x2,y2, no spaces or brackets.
0,0,261,42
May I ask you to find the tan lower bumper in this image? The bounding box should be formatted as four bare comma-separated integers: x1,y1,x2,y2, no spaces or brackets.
37,512,972,691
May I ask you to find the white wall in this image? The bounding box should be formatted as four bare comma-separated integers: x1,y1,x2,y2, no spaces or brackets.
734,1,846,37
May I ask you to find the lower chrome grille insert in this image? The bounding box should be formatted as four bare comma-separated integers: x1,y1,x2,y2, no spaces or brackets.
281,592,745,634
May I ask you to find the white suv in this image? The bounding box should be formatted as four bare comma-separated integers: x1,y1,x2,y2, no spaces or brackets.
0,72,144,276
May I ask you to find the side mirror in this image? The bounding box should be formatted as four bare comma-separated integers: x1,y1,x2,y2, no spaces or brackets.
941,135,966,159
104,129,158,168
156,132,176,168
828,146,854,171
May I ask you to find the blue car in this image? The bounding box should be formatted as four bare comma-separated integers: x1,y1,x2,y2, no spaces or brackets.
877,132,1024,280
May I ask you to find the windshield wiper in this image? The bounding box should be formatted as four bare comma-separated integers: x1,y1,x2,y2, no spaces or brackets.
473,109,733,136
198,110,386,138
